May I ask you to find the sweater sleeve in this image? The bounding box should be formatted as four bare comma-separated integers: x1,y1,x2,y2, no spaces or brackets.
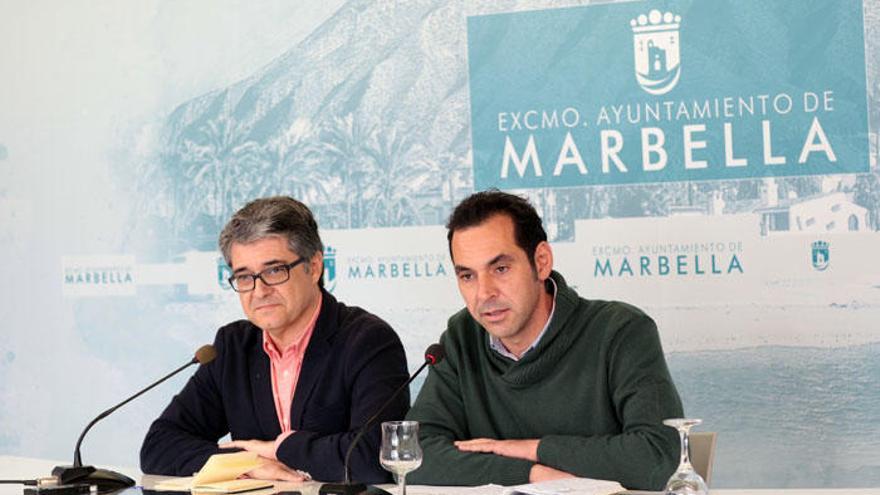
139,331,229,476
536,314,683,491
406,333,534,486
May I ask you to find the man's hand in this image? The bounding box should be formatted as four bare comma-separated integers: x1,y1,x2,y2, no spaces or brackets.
219,439,277,459
242,458,307,482
529,464,575,483
454,438,540,462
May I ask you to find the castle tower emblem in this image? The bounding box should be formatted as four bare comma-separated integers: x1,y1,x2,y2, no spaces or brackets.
631,10,682,95
323,245,337,292
811,240,830,271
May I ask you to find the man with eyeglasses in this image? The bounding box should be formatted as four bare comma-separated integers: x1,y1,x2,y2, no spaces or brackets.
140,196,410,484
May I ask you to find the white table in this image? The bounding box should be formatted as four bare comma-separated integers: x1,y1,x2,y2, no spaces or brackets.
387,488,880,495
2,456,878,495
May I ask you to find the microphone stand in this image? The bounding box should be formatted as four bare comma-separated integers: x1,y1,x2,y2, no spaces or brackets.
320,353,438,495
53,350,212,493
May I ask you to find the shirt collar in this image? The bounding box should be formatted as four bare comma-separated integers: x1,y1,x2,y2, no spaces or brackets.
261,294,323,359
489,277,558,361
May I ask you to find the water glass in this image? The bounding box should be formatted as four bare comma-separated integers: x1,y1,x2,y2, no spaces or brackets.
663,418,709,495
379,420,422,495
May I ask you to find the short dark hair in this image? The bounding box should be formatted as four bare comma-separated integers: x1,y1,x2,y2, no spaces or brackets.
219,196,324,287
446,189,547,265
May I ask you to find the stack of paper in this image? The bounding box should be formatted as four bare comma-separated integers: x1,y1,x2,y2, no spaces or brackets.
502,478,625,495
153,451,273,493
398,478,624,495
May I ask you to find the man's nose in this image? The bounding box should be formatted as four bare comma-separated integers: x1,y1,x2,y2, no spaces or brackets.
476,275,498,302
253,276,275,297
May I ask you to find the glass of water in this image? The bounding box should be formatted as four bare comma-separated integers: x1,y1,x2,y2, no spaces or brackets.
380,420,422,495
663,418,709,495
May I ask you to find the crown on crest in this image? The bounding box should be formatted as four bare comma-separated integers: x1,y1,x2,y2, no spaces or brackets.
631,9,680,33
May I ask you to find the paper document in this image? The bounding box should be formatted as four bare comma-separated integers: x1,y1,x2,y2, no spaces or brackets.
400,486,504,495
152,452,273,493
501,477,624,495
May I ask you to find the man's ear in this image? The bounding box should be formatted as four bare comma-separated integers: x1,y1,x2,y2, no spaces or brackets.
533,241,554,280
308,251,324,285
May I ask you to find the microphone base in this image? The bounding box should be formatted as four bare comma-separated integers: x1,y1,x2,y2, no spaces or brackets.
51,466,95,485
24,484,94,495
51,465,135,494
318,484,393,495
318,482,367,495
363,487,393,495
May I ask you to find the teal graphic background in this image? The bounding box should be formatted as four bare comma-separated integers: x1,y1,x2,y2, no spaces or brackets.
468,0,869,189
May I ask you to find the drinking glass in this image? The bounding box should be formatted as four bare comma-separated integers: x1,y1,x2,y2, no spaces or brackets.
379,420,422,495
663,418,709,495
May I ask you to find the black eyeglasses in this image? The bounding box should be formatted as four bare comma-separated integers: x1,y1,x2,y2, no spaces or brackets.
227,258,306,292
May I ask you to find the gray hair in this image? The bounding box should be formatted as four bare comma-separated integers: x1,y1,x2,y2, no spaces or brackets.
219,196,324,269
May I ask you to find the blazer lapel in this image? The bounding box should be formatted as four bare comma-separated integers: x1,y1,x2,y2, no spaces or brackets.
290,291,338,427
250,342,281,438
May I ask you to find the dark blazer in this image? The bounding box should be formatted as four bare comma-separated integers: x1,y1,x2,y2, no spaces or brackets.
140,290,410,483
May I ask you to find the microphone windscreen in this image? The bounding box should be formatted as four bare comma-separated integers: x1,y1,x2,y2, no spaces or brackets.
424,343,445,365
194,344,217,365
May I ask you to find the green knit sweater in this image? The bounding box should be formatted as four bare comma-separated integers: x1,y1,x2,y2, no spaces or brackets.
406,271,683,490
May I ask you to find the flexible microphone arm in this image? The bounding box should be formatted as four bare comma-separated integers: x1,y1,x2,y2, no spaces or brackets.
73,357,199,467
321,343,445,495
73,345,216,466
54,344,216,492
343,359,428,484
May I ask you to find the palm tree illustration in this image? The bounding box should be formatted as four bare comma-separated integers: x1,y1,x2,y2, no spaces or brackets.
252,120,330,205
361,127,433,227
179,117,261,231
319,114,378,228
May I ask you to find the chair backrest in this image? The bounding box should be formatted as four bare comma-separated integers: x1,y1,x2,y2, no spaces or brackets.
689,432,717,486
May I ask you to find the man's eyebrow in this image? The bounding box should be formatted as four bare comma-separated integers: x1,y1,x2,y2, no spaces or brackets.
231,259,286,275
487,253,514,266
453,265,472,274
454,253,514,274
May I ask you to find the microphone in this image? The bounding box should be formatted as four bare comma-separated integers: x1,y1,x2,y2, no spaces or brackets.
320,343,445,495
52,345,217,493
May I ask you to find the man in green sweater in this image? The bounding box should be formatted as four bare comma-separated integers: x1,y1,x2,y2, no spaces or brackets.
406,190,684,491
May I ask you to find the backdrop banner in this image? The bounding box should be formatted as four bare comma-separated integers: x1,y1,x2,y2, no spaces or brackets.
468,0,869,189
0,0,878,489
